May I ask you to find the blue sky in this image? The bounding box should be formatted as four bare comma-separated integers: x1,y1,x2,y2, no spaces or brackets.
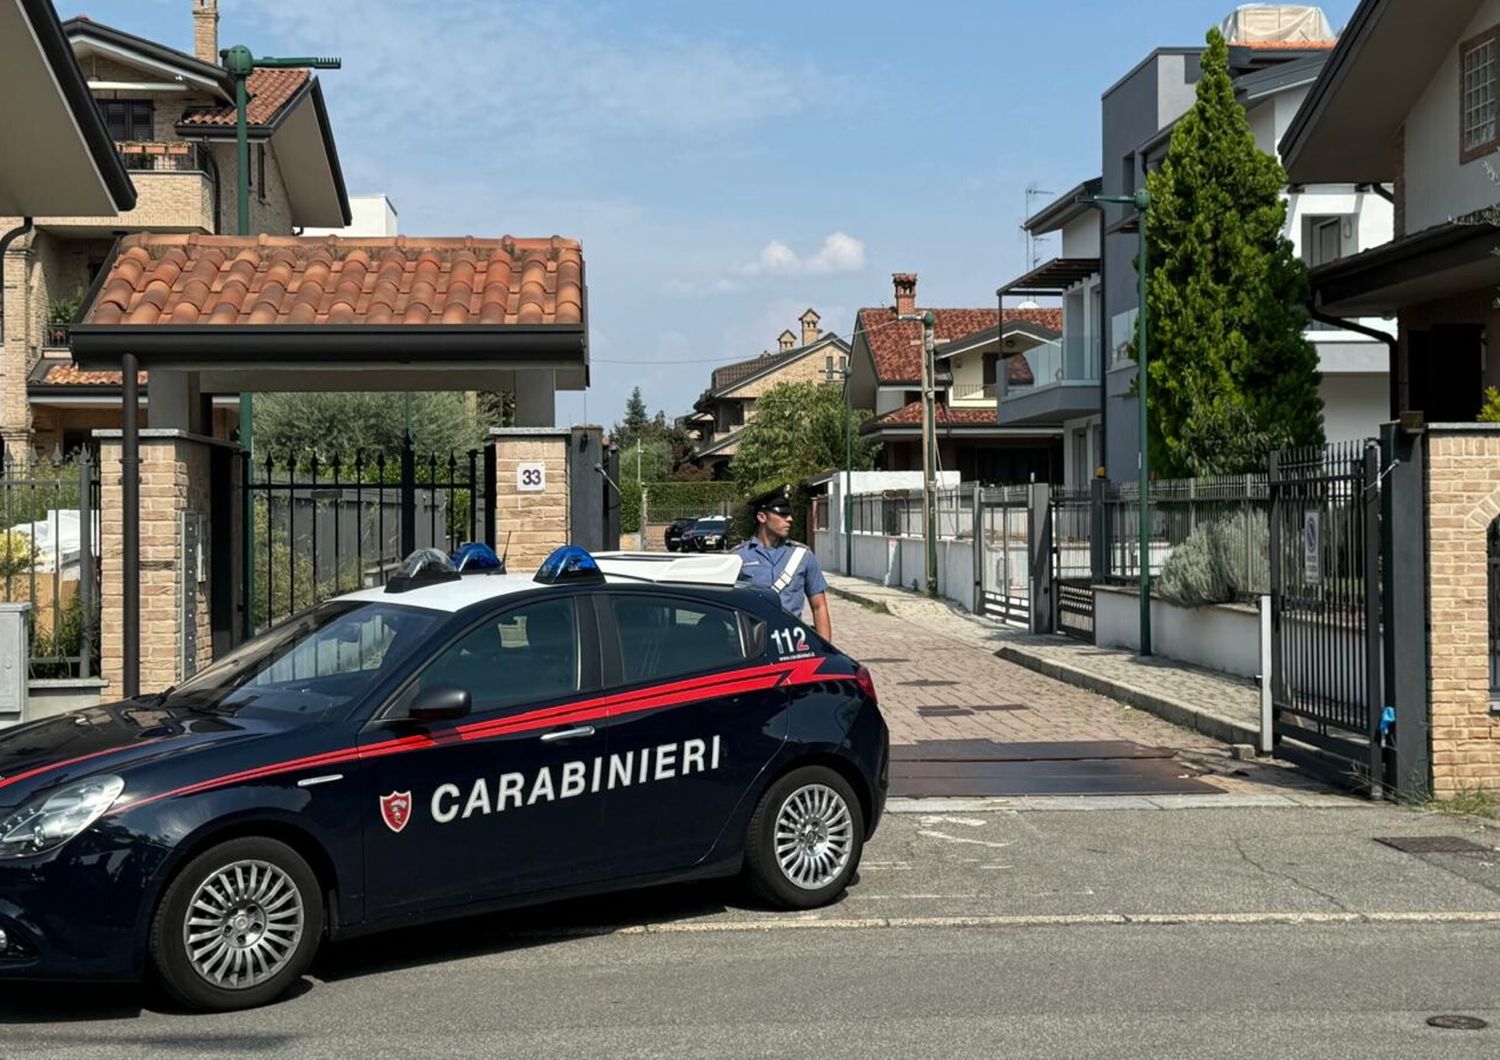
79,0,1360,427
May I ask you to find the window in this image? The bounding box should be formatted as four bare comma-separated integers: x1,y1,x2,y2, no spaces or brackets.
162,602,441,722
1303,215,1346,268
982,353,999,387
256,143,267,202
98,99,153,142
411,598,580,714
610,596,746,684
1490,519,1500,708
1462,27,1500,162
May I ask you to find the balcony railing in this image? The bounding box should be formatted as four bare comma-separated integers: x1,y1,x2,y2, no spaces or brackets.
1005,334,1101,395
114,141,212,173
950,382,997,403
44,324,70,349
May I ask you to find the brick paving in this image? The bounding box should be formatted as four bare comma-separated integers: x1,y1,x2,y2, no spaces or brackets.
823,585,1331,797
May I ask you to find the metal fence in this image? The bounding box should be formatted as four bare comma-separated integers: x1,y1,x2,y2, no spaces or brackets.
978,485,1031,624
0,449,100,678
847,488,972,539
1101,473,1271,595
245,445,488,632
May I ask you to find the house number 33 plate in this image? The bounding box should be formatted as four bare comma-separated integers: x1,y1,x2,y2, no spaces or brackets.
516,461,546,492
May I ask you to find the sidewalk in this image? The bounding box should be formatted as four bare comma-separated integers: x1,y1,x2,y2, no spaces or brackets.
825,573,1262,748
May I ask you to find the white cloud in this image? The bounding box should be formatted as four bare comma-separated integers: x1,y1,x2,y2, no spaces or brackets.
740,232,867,277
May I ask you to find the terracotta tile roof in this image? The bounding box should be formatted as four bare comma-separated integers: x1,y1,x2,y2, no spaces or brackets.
179,68,310,128
712,351,783,392
870,401,999,427
85,233,585,327
856,306,1061,382
34,364,143,387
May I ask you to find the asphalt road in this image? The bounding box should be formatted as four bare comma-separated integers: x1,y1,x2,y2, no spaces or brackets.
5,802,1499,1058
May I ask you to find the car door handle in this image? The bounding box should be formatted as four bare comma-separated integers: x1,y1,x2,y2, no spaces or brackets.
539,725,596,742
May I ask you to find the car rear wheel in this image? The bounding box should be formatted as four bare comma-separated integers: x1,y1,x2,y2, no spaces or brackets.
744,766,864,909
150,836,324,1012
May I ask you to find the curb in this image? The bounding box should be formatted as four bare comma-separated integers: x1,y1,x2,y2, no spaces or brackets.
826,582,892,614
991,643,1260,748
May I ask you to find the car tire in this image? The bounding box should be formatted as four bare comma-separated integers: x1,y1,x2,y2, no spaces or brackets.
149,836,325,1012
743,765,865,909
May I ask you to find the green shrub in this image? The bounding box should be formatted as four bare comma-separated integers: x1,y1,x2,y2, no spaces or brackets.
1156,509,1269,607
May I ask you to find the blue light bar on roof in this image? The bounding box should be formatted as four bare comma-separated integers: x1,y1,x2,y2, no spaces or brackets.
534,545,604,585
451,541,505,574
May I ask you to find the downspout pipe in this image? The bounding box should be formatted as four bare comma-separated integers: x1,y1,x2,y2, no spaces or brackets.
1308,302,1400,421
0,217,36,336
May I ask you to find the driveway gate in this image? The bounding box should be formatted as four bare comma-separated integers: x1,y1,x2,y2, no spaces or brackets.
978,486,1030,624
243,437,492,634
1051,488,1094,642
1268,440,1386,792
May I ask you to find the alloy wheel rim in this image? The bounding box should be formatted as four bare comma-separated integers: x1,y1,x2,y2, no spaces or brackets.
183,859,305,990
774,783,854,890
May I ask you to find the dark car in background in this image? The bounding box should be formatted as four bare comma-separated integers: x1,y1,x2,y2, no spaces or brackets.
682,516,733,552
664,517,697,552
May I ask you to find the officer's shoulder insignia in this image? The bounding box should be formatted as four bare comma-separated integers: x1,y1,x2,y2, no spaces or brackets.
785,539,807,548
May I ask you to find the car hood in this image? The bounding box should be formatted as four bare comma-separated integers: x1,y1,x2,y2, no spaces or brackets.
0,702,294,809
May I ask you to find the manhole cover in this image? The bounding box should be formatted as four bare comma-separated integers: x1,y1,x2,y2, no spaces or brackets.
1375,836,1494,855
1426,1015,1489,1030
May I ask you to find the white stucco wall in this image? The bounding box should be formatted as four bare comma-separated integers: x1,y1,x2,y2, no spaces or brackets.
1319,372,1389,444
1404,0,1500,233
1060,214,1101,258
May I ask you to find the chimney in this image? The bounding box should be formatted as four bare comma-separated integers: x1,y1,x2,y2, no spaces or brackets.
777,329,797,352
193,0,220,65
799,307,821,347
893,273,917,316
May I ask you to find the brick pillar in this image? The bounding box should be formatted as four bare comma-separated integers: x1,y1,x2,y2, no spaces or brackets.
1424,427,1500,797
98,431,222,696
489,428,571,573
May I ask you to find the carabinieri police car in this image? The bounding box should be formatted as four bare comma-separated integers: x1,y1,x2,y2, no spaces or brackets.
0,545,887,1011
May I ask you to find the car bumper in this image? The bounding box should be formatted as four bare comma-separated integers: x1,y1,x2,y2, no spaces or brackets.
0,833,157,981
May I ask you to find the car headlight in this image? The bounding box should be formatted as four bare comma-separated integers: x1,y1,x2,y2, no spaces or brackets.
0,775,125,859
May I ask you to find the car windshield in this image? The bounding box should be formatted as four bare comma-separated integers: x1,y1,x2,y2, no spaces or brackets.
158,601,441,722
694,518,728,531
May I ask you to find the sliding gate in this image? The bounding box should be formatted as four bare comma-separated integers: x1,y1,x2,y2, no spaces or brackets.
1268,440,1386,791
978,486,1031,624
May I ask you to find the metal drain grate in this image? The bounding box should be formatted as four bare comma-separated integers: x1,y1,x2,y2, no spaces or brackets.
1375,836,1495,855
917,706,974,717
900,679,960,688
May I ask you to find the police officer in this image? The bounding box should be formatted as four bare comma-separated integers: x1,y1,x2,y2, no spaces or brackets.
736,496,832,641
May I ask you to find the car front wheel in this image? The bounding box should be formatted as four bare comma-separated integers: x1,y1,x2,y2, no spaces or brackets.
743,765,865,909
150,836,325,1011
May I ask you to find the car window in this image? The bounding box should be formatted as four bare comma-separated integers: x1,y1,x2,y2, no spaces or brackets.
610,596,746,684
164,602,440,721
409,598,580,715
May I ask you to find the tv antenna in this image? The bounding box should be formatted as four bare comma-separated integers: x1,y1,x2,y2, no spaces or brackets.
1024,184,1056,269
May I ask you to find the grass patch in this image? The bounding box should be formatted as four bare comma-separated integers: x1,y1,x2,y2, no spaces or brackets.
827,586,891,615
1415,788,1499,820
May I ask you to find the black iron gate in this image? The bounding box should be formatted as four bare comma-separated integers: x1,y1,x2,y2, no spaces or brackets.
242,437,492,634
1268,440,1386,792
1052,488,1094,642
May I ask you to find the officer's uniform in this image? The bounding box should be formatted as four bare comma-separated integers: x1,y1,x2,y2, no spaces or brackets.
735,537,828,618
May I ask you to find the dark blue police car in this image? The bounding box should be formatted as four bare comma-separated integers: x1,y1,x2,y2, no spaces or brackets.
0,546,887,1011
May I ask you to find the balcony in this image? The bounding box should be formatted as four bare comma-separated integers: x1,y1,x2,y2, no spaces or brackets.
949,382,997,405
998,333,1103,426
43,324,70,350
37,141,217,233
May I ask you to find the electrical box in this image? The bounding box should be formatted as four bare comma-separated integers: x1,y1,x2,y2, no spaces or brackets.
0,604,29,726
181,511,206,679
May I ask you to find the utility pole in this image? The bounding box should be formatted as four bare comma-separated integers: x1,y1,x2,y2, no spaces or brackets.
223,44,339,640
825,352,854,576
1081,186,1153,654
899,310,939,597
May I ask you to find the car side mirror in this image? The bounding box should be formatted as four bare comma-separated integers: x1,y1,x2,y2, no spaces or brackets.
408,684,471,723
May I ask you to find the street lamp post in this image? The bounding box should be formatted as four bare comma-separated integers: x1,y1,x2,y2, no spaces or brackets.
825,353,854,576
898,311,939,598
222,45,340,641
1081,188,1152,655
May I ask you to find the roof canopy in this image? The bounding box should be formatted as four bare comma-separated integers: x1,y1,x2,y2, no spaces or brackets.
1281,0,1485,183
0,0,136,215
70,233,589,393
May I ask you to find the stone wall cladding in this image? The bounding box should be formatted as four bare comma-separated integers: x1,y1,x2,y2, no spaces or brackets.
1424,428,1500,796
492,435,570,572
99,437,217,695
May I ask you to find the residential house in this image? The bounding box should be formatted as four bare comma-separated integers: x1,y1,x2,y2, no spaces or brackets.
1278,0,1500,797
2,0,350,456
684,308,849,479
1006,7,1394,482
302,193,400,238
848,273,1064,484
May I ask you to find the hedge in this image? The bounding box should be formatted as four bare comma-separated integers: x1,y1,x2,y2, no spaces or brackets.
623,480,741,533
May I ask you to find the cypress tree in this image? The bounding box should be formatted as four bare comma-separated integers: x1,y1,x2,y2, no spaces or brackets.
1142,28,1324,477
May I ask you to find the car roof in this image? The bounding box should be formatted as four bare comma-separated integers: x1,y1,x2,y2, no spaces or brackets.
330,552,746,614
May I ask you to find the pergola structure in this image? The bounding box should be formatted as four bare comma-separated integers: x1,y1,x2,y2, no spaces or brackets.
70,232,589,695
